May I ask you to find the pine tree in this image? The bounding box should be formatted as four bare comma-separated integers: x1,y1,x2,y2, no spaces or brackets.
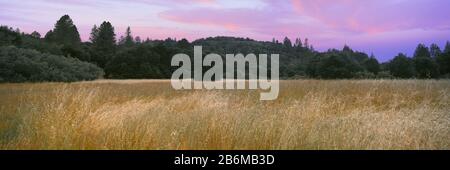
89,25,99,44
429,43,441,58
436,41,450,76
304,38,309,50
295,38,303,48
46,15,81,46
119,26,134,46
364,54,380,74
283,37,292,48
443,41,450,53
90,21,116,68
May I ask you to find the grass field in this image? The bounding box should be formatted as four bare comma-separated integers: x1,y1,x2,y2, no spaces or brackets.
0,80,449,149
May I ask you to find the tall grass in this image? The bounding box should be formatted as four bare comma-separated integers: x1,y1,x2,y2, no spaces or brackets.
0,80,449,149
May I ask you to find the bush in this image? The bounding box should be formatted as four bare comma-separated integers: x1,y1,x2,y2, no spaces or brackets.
0,46,103,82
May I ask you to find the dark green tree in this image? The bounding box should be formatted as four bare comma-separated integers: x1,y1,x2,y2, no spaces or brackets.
444,41,450,53
30,31,41,39
342,45,353,53
89,25,99,44
429,43,442,58
119,26,134,47
177,38,190,48
316,55,359,79
0,26,22,46
45,15,81,46
436,41,450,76
283,37,292,48
304,38,309,50
388,53,415,78
364,54,380,74
413,44,431,58
294,38,302,48
413,44,439,78
90,21,116,68
105,45,166,79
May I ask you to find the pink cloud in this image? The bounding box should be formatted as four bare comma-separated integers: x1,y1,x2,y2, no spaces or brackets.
288,0,450,34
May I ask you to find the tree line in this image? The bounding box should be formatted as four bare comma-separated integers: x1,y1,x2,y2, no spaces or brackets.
1,15,450,82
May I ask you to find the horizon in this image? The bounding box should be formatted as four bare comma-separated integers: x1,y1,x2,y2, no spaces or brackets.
1,0,449,62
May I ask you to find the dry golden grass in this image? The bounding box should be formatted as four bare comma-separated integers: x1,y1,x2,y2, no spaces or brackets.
0,80,449,150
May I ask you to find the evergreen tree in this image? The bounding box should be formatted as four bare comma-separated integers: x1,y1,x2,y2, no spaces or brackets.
45,15,81,46
436,41,450,76
364,54,380,74
343,45,353,53
304,38,309,50
283,37,292,48
90,21,116,68
30,31,41,39
0,26,22,46
429,43,441,58
413,44,431,58
119,26,134,46
294,38,303,48
444,41,450,53
89,25,99,43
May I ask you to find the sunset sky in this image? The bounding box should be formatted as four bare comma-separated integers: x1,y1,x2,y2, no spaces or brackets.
1,0,449,61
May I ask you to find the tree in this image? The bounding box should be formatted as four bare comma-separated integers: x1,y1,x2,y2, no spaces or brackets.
90,21,116,68
304,38,309,50
105,45,165,79
44,15,84,59
30,31,41,39
413,44,439,78
316,55,360,79
444,41,450,53
135,36,141,44
343,45,353,53
413,44,431,58
119,26,134,47
429,43,441,58
294,38,303,48
388,53,415,78
177,38,190,48
0,26,22,46
364,54,380,74
45,15,81,46
89,25,99,43
44,30,54,41
283,37,292,48
436,41,450,76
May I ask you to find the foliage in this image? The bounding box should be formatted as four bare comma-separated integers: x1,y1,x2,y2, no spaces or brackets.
90,22,116,68
388,53,415,78
0,46,103,82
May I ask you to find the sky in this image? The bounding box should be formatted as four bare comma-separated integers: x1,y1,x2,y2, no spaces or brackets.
1,0,449,61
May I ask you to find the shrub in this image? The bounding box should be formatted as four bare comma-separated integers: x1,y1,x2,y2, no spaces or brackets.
0,46,103,82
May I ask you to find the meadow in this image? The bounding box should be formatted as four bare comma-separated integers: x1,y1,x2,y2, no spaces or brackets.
0,80,449,150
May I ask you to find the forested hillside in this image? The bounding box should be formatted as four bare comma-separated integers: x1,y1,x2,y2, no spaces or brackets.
1,15,450,82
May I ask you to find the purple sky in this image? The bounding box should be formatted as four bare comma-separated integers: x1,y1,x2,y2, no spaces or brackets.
1,0,449,61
